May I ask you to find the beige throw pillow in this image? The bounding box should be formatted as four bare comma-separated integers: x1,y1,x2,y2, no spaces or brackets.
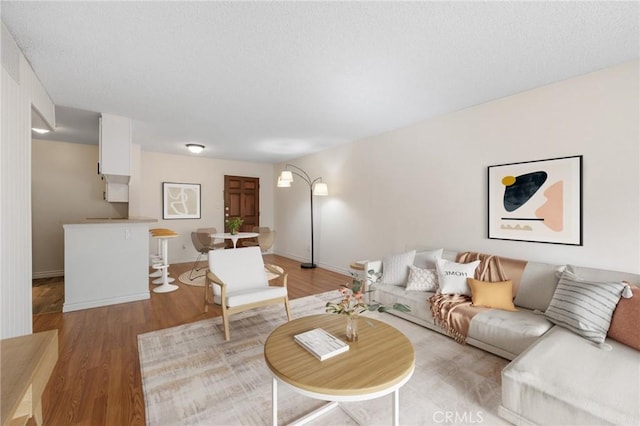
467,278,517,311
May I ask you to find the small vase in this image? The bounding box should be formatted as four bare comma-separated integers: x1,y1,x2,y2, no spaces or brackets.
230,229,238,235
346,315,359,342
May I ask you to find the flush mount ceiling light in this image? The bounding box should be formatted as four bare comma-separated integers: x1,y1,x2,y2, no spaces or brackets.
186,143,205,154
32,128,50,134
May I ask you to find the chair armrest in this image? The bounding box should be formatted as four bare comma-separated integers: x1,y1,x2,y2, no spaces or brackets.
265,263,288,288
206,270,226,290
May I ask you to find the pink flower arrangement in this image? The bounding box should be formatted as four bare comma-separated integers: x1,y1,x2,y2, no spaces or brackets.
325,271,410,316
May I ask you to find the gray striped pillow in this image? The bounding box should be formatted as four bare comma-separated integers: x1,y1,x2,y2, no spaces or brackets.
544,271,626,344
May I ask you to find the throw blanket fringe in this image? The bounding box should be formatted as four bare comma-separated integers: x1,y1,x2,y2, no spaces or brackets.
429,293,472,344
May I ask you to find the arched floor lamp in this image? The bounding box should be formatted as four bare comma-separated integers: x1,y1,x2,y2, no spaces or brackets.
277,164,328,269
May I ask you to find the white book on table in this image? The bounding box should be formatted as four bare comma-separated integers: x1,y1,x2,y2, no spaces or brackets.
294,328,349,361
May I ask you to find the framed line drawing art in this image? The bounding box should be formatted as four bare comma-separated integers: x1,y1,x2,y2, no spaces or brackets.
162,182,201,219
488,155,583,245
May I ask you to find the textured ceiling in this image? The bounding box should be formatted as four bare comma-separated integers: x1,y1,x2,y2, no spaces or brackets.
3,1,639,163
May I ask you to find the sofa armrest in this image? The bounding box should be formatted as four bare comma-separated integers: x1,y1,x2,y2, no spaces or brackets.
362,260,382,303
364,260,383,276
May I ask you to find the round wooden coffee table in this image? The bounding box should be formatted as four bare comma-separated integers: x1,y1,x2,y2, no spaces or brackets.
264,314,415,425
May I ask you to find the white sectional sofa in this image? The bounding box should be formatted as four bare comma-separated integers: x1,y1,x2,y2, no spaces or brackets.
365,249,640,425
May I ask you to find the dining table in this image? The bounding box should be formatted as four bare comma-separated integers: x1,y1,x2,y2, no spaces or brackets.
211,232,259,249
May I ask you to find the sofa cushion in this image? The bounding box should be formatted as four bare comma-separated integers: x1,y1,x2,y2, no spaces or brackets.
413,248,443,269
405,265,438,292
215,286,287,308
513,261,562,311
381,250,415,285
468,309,553,357
501,326,640,426
608,285,640,350
372,283,434,323
467,278,517,311
435,258,480,296
544,270,628,344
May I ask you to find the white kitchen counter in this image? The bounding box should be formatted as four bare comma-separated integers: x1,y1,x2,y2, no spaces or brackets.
63,218,157,312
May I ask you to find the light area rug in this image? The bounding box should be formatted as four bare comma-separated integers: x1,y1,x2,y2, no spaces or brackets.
138,291,509,426
178,270,206,287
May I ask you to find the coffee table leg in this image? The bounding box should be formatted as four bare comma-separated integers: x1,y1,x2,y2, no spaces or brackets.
272,377,278,426
392,388,399,426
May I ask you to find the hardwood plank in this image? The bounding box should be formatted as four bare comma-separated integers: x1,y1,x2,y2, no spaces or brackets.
32,255,347,425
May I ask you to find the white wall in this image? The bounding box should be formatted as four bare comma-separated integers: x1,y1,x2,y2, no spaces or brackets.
275,61,640,275
31,140,128,277
137,151,274,264
1,23,55,338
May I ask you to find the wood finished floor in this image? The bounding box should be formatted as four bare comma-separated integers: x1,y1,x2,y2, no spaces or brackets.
32,255,347,426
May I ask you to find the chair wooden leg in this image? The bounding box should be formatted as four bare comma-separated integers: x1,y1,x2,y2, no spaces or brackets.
284,297,292,321
203,280,209,312
222,306,231,341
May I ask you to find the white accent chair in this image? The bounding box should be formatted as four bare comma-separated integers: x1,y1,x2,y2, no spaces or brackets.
204,246,292,340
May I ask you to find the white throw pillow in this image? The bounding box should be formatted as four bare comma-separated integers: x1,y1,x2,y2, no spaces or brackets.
435,258,480,296
381,250,416,285
406,265,438,292
413,248,444,269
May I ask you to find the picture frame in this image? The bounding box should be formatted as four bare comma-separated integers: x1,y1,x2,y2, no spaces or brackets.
488,155,582,245
162,182,201,220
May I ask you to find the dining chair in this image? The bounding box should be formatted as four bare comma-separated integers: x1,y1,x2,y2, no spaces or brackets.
241,226,276,252
188,227,226,280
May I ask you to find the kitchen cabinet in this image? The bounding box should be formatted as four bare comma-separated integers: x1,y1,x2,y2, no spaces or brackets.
104,182,128,203
99,113,131,202
99,113,131,181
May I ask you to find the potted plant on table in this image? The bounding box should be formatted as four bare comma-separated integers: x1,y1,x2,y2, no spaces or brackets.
225,217,243,235
325,270,410,342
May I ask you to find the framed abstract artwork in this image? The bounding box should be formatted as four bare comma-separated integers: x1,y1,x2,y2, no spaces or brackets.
488,155,583,245
162,182,201,220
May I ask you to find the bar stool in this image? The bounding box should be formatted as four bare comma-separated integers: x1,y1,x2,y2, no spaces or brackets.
150,229,179,293
149,228,175,284
149,228,165,278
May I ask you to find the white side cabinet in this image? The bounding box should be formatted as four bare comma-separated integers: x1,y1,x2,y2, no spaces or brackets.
63,221,152,312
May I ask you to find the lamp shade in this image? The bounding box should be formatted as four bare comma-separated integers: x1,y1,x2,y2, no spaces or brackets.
279,170,293,182
277,176,291,187
313,182,328,196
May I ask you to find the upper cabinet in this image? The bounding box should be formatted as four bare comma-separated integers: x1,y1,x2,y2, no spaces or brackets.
99,113,131,183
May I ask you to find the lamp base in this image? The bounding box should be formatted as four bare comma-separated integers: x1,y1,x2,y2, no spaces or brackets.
300,263,317,269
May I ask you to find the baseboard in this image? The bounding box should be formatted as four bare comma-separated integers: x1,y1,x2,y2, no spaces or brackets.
32,270,64,279
63,292,150,313
271,251,350,276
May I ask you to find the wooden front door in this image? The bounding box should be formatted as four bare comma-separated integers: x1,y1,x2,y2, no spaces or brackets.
224,175,259,233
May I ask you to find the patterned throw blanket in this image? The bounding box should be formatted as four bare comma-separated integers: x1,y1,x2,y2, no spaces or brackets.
429,252,513,344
